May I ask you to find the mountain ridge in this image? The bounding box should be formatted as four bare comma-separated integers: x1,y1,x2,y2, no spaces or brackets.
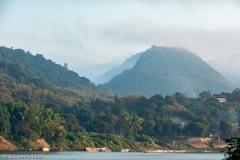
92,51,143,84
99,46,235,97
0,46,114,104
0,47,95,88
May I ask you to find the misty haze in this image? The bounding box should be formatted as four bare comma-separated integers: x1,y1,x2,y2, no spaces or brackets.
0,1,240,160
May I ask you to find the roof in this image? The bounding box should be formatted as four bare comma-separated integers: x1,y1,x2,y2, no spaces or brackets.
213,94,226,98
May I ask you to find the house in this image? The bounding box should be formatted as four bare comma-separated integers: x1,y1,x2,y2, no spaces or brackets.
213,94,227,102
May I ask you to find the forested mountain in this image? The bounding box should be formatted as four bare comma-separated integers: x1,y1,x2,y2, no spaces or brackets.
99,46,235,97
0,46,94,88
92,52,143,84
0,45,240,151
0,46,114,104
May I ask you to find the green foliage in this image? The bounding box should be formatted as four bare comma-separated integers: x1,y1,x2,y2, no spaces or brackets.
0,104,10,136
166,143,195,150
199,90,213,100
99,46,235,97
231,88,240,103
4,101,62,144
0,46,114,104
0,47,94,88
0,88,240,150
222,137,240,160
1,46,240,151
135,134,151,142
219,120,239,139
186,116,210,137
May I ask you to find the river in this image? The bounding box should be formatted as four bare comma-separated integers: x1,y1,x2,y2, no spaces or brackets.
0,151,225,160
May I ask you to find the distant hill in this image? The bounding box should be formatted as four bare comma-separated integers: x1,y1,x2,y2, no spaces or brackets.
0,46,114,104
208,53,240,88
99,46,235,97
0,47,94,88
92,52,143,84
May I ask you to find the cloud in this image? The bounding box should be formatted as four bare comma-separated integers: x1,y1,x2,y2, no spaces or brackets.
100,21,240,60
208,53,240,87
0,0,240,80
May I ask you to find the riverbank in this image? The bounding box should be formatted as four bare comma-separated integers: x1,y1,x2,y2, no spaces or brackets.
0,135,223,153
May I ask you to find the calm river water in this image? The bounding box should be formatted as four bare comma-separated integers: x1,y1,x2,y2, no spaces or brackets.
0,151,225,160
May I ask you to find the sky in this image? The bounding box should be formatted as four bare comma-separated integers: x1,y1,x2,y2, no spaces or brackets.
0,0,240,82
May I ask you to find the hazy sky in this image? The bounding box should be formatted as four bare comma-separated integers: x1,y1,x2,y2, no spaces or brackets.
0,0,240,80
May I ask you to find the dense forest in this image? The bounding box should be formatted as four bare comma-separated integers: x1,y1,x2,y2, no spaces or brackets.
0,89,240,150
0,46,240,151
0,46,114,104
100,46,235,97
0,46,94,88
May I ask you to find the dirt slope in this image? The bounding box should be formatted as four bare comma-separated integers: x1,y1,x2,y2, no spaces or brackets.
0,136,18,151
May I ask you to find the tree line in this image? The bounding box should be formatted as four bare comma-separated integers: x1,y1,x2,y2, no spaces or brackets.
1,89,240,149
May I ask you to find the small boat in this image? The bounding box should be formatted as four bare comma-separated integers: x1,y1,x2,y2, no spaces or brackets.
38,147,50,152
99,148,111,152
51,147,62,151
27,148,32,151
120,149,129,152
143,149,164,153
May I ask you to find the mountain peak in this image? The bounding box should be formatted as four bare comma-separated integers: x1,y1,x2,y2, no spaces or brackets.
99,46,235,97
